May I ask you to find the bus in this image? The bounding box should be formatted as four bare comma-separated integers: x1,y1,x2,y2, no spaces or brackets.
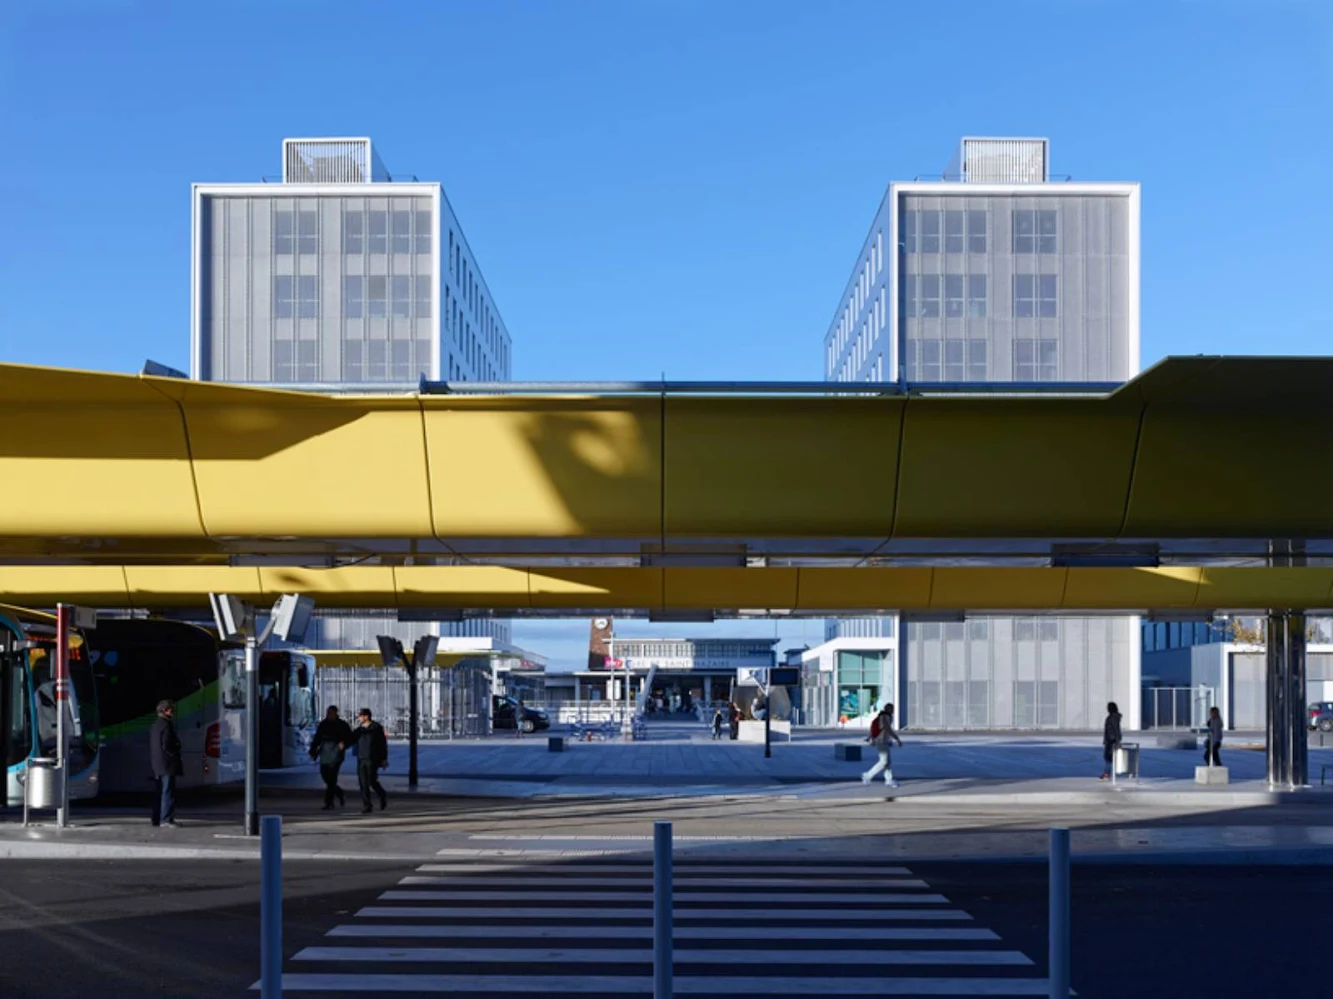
86,618,318,793
0,605,100,804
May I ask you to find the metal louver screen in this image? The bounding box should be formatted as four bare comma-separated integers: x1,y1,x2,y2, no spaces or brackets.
284,140,371,184
963,139,1048,184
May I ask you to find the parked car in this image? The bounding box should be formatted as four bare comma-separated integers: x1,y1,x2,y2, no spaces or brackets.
1308,702,1333,732
492,695,550,733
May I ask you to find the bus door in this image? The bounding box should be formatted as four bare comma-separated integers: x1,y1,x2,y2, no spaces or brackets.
257,654,284,769
0,625,26,803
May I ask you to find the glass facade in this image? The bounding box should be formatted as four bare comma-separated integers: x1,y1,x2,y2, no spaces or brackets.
899,192,1134,383
199,193,436,384
837,649,890,721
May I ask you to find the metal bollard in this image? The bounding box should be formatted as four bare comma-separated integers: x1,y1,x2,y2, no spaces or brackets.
261,815,283,999
653,821,673,999
1048,827,1070,999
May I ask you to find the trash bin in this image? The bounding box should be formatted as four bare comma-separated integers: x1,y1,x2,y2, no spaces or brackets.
23,758,63,809
1114,742,1140,779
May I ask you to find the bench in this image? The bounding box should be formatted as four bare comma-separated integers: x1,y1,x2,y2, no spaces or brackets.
834,742,863,762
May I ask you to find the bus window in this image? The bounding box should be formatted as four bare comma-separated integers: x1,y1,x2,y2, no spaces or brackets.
288,660,315,729
28,643,97,772
4,635,30,765
220,652,246,709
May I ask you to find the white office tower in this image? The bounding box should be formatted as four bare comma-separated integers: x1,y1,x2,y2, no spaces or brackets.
822,137,1140,730
190,137,513,647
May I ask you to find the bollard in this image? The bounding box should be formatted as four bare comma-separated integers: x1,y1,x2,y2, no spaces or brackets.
1048,827,1070,999
261,815,283,999
653,821,673,999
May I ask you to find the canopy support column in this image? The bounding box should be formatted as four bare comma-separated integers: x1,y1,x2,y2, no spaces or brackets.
1266,611,1308,790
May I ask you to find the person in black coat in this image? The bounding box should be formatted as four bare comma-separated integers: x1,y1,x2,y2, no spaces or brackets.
353,708,389,813
310,705,354,809
150,699,184,827
1100,701,1123,781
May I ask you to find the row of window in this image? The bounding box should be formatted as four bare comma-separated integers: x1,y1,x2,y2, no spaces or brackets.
270,338,433,384
273,208,433,256
903,274,1059,320
344,275,432,320
903,209,1058,254
902,338,1060,382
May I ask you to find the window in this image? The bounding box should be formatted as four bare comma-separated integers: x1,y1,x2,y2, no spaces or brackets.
273,339,294,380
1014,338,1059,381
918,275,940,317
296,339,317,380
415,208,432,253
967,275,987,318
1013,209,1058,253
945,275,964,318
968,618,989,640
1014,275,1058,318
919,339,941,381
368,210,388,253
343,211,364,254
919,210,940,252
368,276,387,318
391,210,412,254
297,275,318,318
391,275,411,318
967,210,986,253
367,340,387,380
944,210,965,253
344,340,364,381
944,338,965,380
1015,618,1036,641
415,276,432,318
968,339,987,381
344,276,364,319
274,210,294,255
391,339,411,381
1039,618,1059,641
274,276,294,319
297,211,317,254
902,211,915,252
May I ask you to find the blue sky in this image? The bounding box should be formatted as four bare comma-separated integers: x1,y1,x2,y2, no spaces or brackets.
1,0,1329,666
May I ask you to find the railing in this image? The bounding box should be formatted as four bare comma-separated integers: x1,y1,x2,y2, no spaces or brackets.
316,663,491,739
1141,685,1216,730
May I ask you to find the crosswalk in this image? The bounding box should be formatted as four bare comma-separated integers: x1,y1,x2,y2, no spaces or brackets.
260,855,1053,996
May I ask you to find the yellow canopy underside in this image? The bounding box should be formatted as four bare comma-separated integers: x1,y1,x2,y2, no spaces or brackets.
0,564,1330,611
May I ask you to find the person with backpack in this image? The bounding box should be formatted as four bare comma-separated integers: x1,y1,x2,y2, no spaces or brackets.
1100,701,1123,780
861,704,904,788
310,705,354,810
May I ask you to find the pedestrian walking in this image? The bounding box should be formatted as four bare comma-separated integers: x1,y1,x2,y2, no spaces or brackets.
150,699,183,827
861,704,904,788
711,707,724,740
728,701,741,741
1204,705,1224,767
310,705,354,809
353,707,389,814
1100,701,1123,780
516,698,527,738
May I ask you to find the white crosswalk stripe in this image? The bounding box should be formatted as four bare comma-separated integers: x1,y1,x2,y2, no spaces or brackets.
257,857,1054,996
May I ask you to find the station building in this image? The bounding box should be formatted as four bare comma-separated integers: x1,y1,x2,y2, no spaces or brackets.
189,137,512,651
821,137,1141,732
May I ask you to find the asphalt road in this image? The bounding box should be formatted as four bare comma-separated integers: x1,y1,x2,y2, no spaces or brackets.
915,863,1328,999
0,859,1326,998
0,859,399,999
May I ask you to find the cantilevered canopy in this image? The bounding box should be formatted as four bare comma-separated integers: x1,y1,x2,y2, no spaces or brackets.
2,355,1332,567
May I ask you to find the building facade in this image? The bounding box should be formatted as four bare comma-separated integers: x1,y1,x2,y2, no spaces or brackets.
822,137,1141,731
190,137,512,648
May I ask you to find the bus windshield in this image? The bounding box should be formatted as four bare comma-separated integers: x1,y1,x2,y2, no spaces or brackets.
28,638,98,772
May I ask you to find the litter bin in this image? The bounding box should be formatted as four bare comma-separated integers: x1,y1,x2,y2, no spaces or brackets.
22,758,64,824
1114,742,1140,780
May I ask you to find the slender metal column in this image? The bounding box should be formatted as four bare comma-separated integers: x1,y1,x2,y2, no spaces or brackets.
245,634,260,836
653,821,673,999
408,659,419,787
260,814,283,998
1048,828,1070,999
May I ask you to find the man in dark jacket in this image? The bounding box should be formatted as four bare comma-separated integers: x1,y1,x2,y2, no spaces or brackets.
310,705,354,809
353,707,389,813
150,699,184,827
1100,701,1123,781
